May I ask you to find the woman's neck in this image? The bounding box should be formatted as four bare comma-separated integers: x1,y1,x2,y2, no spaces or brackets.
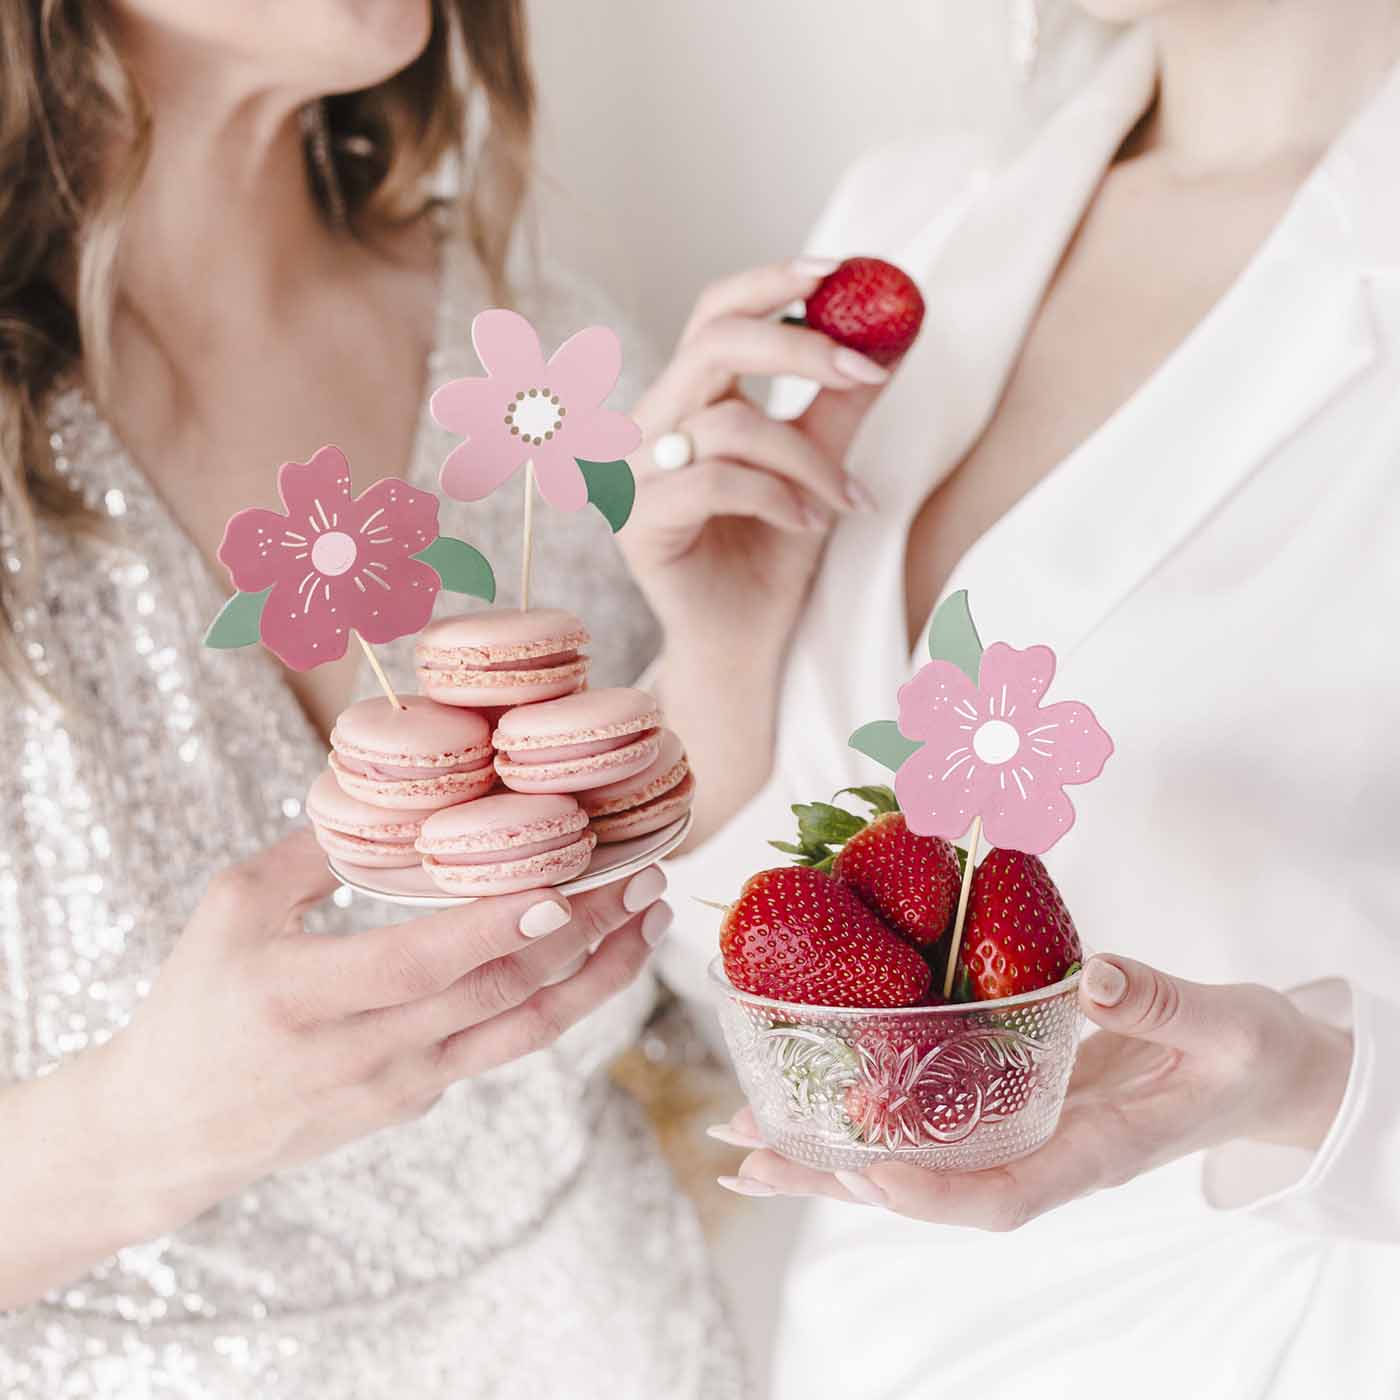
1145,0,1400,176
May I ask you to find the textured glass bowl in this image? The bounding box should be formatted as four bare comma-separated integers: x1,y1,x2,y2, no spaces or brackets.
711,958,1084,1173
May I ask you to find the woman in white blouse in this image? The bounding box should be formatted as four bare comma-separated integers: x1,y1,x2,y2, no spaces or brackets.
623,0,1400,1394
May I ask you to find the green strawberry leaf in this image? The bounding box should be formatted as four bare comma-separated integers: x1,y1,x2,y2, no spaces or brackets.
577,458,636,532
793,801,866,847
926,588,984,683
835,784,899,817
414,536,496,601
1063,961,1083,981
848,719,921,771
948,962,976,1004
954,844,969,877
204,588,270,650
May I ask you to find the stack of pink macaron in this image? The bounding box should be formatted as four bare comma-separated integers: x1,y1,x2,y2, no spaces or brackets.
307,607,694,896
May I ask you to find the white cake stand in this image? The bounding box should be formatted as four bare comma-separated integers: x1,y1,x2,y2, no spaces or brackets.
329,811,693,909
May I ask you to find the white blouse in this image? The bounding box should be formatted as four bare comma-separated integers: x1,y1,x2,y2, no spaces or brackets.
663,27,1400,1399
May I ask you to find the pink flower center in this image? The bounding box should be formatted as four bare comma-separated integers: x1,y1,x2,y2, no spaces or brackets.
311,530,358,577
504,387,566,447
972,719,1020,765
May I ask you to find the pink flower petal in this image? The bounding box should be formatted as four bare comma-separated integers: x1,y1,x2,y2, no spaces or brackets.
546,325,623,411
529,441,589,512
429,375,513,436
438,432,529,503
980,775,1077,856
976,642,1057,718
349,477,439,561
346,558,440,645
259,579,352,672
218,507,299,593
1024,699,1115,787
567,407,643,464
896,660,982,744
894,744,982,844
471,308,547,384
277,445,355,535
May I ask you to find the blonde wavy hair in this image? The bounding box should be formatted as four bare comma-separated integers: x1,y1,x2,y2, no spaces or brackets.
0,0,534,664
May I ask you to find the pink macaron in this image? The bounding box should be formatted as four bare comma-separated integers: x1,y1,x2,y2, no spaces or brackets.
493,688,663,795
415,608,590,708
578,728,695,843
329,694,495,811
306,769,425,868
417,792,597,896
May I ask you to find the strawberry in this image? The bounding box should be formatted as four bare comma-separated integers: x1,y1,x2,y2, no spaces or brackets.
770,785,960,946
803,257,926,365
720,866,931,1009
960,849,1082,1000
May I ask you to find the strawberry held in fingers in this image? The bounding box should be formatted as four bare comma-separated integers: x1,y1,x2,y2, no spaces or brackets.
804,257,926,366
720,867,931,1009
961,849,1082,1001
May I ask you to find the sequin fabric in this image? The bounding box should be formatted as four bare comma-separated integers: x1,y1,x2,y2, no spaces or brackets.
0,235,744,1398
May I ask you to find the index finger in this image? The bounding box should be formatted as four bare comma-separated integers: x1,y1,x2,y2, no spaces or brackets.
682,258,839,343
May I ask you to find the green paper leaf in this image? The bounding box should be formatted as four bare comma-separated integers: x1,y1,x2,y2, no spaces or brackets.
835,785,900,817
926,588,984,682
848,719,921,772
204,588,270,650
577,458,636,533
414,536,496,602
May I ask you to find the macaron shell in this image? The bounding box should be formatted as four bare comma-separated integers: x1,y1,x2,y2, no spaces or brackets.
330,750,497,811
416,657,588,708
495,730,661,795
422,831,596,895
417,791,586,853
415,608,590,664
590,770,696,844
578,730,688,817
492,687,661,753
312,824,423,869
330,694,492,768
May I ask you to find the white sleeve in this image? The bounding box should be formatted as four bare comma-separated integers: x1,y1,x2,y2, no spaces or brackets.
1202,977,1400,1241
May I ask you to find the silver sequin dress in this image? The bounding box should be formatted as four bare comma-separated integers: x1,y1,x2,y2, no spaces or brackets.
0,233,745,1399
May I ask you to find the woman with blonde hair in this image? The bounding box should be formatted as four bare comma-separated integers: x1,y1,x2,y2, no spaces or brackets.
0,3,739,1395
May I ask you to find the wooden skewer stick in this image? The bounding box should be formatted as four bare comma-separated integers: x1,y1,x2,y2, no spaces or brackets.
520,460,537,612
356,632,403,710
943,814,983,1000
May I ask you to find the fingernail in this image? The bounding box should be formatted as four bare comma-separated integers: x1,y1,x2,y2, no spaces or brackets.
834,1170,888,1207
1084,956,1128,1007
642,900,674,947
519,899,571,938
833,348,889,385
791,256,839,280
622,864,667,914
845,477,877,512
541,949,587,987
706,1123,765,1149
717,1175,779,1198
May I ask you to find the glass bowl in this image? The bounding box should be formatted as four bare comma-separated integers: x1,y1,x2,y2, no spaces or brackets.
710,957,1085,1173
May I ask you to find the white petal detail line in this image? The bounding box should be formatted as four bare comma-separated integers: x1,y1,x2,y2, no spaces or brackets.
360,508,385,533
1010,769,1028,801
942,754,974,782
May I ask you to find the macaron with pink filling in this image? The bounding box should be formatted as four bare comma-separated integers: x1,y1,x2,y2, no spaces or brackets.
306,769,425,869
417,792,596,895
578,728,695,843
493,687,662,795
329,694,495,811
415,608,590,708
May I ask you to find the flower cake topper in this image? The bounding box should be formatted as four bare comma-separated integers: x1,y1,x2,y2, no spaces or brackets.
850,592,1113,856
205,444,495,672
429,309,643,531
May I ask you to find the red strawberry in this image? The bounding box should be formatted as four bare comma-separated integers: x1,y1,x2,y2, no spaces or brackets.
720,867,931,1009
804,257,926,365
960,850,1081,1000
832,811,960,946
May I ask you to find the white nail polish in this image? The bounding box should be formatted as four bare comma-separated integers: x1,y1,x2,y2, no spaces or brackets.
835,1170,888,1207
833,348,890,385
1084,957,1127,1007
717,1175,779,1198
791,256,839,279
519,900,570,938
642,901,674,947
706,1124,765,1149
622,865,667,914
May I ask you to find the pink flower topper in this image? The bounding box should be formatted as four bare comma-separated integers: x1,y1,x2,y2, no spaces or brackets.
429,309,643,530
850,592,1113,856
205,445,495,672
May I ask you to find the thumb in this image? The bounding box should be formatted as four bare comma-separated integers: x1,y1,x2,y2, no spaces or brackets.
1078,954,1215,1051
199,826,340,939
795,378,889,472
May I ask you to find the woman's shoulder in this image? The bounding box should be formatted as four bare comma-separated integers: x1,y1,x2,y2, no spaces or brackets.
803,130,993,262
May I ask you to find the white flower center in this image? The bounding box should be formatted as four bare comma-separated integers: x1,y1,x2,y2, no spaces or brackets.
311,530,357,577
972,718,1021,765
505,387,566,447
